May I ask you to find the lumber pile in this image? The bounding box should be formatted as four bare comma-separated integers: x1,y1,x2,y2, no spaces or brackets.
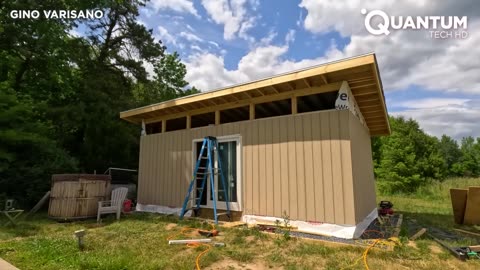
450,187,480,225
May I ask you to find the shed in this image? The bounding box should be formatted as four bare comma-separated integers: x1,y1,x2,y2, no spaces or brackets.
120,53,390,238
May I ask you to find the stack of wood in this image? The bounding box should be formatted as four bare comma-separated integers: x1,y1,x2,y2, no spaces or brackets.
450,187,480,225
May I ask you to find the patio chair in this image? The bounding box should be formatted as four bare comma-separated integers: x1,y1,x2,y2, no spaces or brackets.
97,187,128,222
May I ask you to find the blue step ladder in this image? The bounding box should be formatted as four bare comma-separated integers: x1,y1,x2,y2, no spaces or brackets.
179,136,231,224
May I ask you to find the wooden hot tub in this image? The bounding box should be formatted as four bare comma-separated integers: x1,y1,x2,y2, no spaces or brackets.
48,174,111,220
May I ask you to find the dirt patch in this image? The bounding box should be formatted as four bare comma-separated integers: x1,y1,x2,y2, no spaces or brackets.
165,223,177,231
205,259,273,270
85,223,107,229
406,241,417,249
245,236,256,243
429,243,444,254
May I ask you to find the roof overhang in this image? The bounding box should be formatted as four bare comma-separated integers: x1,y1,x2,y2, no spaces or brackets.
120,53,390,136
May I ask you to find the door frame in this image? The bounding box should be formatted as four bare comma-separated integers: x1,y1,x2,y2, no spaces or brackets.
192,134,243,211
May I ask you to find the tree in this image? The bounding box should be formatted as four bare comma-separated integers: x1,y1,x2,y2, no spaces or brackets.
454,136,480,177
134,52,200,105
0,88,77,207
374,116,447,193
438,135,463,176
0,0,201,205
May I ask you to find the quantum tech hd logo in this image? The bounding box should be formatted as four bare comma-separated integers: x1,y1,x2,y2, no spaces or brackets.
361,9,469,39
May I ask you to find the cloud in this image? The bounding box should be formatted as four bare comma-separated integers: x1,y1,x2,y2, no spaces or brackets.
392,99,480,140
201,0,257,41
150,0,200,18
285,29,296,44
258,30,277,46
396,98,469,109
179,32,204,42
69,28,81,37
184,42,337,92
296,10,303,27
156,26,177,46
208,41,220,48
184,53,248,91
298,0,480,94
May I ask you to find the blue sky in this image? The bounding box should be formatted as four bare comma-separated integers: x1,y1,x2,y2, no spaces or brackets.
135,0,479,140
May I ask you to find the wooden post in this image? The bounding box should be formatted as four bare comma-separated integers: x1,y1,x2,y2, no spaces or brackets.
162,120,166,133
291,96,297,114
186,114,191,129
215,110,220,125
249,103,255,120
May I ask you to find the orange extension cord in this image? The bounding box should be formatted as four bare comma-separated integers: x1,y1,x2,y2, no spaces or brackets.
167,226,215,270
341,230,386,270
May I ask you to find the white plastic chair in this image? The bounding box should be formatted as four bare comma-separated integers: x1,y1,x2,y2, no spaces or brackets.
97,187,128,222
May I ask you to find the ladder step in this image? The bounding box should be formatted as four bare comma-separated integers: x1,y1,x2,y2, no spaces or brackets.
216,212,230,216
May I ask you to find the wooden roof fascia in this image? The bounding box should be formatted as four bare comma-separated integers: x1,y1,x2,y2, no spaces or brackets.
371,58,391,134
120,54,375,120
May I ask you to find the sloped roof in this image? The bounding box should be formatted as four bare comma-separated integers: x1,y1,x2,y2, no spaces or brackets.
120,53,390,136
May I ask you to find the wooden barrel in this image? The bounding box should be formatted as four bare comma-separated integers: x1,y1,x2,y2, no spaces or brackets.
48,174,111,220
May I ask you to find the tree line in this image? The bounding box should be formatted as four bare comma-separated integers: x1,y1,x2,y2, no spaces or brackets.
0,0,198,206
373,116,480,194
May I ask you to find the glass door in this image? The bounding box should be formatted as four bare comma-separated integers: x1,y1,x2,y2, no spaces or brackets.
193,136,241,211
217,141,237,203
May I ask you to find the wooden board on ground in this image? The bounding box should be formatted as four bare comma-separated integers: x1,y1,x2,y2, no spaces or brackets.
409,228,427,241
453,228,480,237
463,187,480,225
0,258,19,270
25,191,50,218
220,221,246,228
450,188,468,224
392,214,403,238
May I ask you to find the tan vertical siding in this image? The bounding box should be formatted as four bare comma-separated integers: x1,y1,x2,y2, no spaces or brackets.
279,117,290,216
320,113,335,223
340,112,355,225
244,122,252,214
311,113,325,222
137,136,146,203
303,114,315,222
265,120,274,215
295,115,306,220
272,117,282,217
258,121,267,215
287,116,298,219
137,109,374,225
349,114,377,223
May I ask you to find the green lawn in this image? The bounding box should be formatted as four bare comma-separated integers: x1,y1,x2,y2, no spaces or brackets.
1,178,480,270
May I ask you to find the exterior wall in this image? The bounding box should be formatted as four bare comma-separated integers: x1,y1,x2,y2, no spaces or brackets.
138,109,373,225
349,114,377,223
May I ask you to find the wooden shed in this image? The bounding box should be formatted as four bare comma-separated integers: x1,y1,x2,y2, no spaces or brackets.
120,53,390,238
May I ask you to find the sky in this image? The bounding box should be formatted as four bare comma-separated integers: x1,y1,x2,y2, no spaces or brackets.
136,0,480,140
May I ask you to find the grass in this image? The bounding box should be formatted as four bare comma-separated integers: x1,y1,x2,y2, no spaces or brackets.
1,177,480,269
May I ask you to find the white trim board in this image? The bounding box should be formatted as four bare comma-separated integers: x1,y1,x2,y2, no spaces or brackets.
242,208,378,239
136,203,377,239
